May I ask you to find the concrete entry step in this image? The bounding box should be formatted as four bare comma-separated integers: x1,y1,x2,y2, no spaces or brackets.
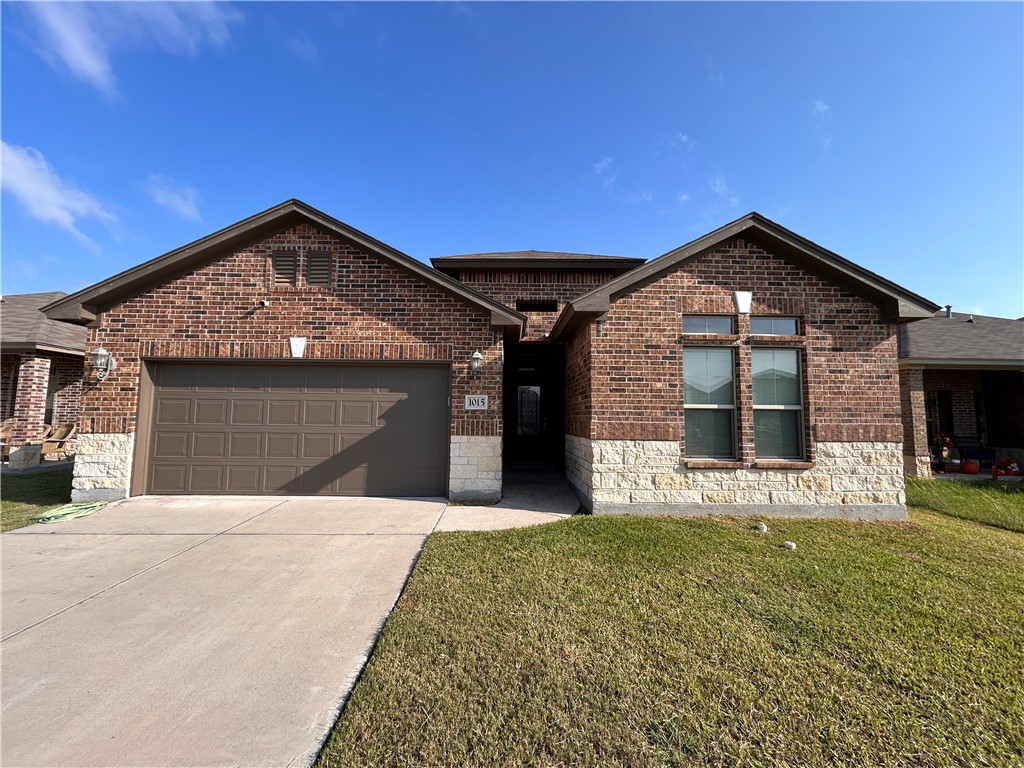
435,467,581,532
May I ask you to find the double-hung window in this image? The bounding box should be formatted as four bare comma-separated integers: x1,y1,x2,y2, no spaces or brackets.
682,347,736,458
752,348,804,458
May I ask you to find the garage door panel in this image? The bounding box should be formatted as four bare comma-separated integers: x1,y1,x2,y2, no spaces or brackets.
146,363,449,496
153,432,189,458
268,401,300,425
192,466,225,492
304,401,337,426
150,465,187,493
192,433,226,458
269,367,305,391
302,434,335,460
341,402,374,426
156,399,190,425
194,366,233,390
156,366,194,390
231,400,264,425
266,433,299,458
229,433,262,458
194,400,228,424
227,466,261,493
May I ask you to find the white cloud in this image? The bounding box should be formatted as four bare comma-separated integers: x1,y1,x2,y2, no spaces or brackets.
593,156,617,192
145,174,203,223
19,2,242,95
810,100,833,152
628,188,653,205
710,174,739,206
1,141,118,249
677,192,692,205
284,36,318,65
669,133,697,152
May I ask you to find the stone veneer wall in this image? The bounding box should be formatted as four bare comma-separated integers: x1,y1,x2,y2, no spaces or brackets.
449,436,502,501
566,436,906,519
72,433,135,502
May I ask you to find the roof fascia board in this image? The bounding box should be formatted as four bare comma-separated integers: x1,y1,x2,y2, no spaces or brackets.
0,343,84,357
431,258,645,271
41,200,524,335
563,214,939,321
898,359,1024,370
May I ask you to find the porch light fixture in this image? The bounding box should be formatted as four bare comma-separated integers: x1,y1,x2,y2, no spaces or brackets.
733,290,752,315
90,346,116,380
470,350,484,372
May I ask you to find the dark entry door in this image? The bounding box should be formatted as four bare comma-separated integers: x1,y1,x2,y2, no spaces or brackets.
503,345,564,466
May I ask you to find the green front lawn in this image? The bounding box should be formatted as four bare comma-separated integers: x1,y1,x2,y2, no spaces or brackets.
320,505,1024,767
0,468,73,532
907,476,1024,532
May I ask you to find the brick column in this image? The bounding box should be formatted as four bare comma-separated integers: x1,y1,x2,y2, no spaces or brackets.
11,354,51,446
899,366,930,477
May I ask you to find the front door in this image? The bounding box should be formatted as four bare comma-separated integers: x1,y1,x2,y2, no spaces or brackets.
503,345,564,466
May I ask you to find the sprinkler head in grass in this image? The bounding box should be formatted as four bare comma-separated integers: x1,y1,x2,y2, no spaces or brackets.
754,523,768,533
782,541,797,551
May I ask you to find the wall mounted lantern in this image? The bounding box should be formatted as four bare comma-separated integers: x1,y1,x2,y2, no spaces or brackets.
90,346,117,380
733,290,752,315
470,350,484,372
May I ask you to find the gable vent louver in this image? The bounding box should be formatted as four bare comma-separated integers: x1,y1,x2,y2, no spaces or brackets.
306,253,333,288
271,253,298,287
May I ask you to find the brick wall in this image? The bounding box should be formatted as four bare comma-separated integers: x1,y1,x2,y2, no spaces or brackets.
899,367,930,476
80,223,503,440
455,269,617,340
564,322,592,437
922,369,980,440
1,353,18,421
51,355,84,425
567,238,902,462
10,354,51,444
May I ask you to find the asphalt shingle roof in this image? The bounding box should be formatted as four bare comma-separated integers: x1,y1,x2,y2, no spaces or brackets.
1,292,86,356
898,311,1024,364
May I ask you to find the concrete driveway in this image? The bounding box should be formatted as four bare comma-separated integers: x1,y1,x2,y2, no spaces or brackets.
2,496,447,768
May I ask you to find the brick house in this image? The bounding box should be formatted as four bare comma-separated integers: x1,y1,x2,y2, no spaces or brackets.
43,200,938,518
1,292,85,461
899,308,1024,476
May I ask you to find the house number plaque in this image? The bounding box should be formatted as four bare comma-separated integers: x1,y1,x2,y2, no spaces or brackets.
464,395,488,410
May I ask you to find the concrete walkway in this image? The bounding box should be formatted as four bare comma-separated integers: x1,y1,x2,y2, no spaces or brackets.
1,471,579,767
435,467,579,531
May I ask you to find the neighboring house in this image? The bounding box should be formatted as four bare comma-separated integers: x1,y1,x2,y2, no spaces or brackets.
898,308,1024,476
43,200,938,519
1,292,85,451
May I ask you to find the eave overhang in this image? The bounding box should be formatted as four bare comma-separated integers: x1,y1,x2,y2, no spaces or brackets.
42,200,525,339
549,213,939,343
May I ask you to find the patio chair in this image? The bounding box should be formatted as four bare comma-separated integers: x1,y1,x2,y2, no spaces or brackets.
41,423,78,460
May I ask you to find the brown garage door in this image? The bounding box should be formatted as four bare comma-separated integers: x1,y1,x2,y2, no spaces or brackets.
145,363,449,496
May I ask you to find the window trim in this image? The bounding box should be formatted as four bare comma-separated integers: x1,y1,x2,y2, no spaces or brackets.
682,346,738,459
682,314,734,335
751,346,806,460
750,316,800,336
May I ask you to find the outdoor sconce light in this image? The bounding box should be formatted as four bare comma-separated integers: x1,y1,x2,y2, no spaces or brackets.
90,346,117,380
470,350,484,372
733,290,752,315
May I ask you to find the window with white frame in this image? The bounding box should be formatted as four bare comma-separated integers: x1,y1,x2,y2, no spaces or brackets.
682,347,736,458
750,316,799,335
752,348,804,458
682,315,734,334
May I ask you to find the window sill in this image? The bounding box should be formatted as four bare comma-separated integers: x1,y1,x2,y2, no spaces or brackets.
684,459,743,469
754,460,814,470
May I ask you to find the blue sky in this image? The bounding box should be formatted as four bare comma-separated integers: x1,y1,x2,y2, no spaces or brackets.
3,2,1022,318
